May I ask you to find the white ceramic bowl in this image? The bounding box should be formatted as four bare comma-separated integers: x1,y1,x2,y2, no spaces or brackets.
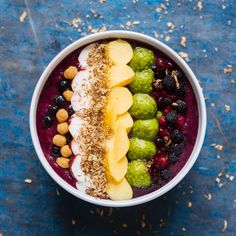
30,30,206,207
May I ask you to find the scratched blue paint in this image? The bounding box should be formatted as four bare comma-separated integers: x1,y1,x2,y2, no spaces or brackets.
0,0,236,235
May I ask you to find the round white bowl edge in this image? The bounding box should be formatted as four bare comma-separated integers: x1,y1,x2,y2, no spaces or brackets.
30,31,207,207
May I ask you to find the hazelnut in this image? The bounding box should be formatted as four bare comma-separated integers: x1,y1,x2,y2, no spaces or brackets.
52,134,67,147
57,122,69,135
64,66,78,80
60,145,72,157
63,90,73,101
56,109,68,123
56,157,70,168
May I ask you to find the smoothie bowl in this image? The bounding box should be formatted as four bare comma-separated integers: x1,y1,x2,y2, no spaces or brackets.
30,31,206,207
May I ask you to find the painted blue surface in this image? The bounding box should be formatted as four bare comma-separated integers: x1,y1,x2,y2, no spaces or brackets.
0,0,236,235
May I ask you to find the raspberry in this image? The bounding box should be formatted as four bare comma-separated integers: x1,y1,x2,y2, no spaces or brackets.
177,115,185,129
159,116,167,127
154,156,168,169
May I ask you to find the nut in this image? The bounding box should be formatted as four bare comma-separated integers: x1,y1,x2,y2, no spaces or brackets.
53,134,67,147
60,145,72,157
63,90,73,101
64,66,78,80
56,157,70,168
57,122,69,135
56,109,68,123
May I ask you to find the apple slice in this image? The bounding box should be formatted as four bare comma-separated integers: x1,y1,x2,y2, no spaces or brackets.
117,112,133,134
109,156,128,182
109,87,133,115
106,39,133,65
104,98,119,131
114,125,130,162
108,65,134,88
104,137,127,182
107,178,133,200
78,43,96,68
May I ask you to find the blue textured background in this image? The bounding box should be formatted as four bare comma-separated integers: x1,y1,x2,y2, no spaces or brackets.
0,0,236,235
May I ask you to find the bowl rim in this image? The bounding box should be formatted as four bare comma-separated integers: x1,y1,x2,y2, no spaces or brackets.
30,30,207,207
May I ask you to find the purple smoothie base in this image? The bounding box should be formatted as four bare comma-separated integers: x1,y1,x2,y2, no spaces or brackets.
36,40,199,198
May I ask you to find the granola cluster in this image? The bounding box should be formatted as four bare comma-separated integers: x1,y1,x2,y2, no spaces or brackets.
75,43,111,198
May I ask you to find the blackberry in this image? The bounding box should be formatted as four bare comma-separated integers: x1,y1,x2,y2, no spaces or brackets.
58,80,70,93
175,70,183,80
168,152,178,163
173,100,187,114
48,105,58,116
42,116,53,128
160,169,172,180
157,97,172,109
171,143,185,156
166,111,177,126
176,85,186,98
172,130,185,143
55,95,66,107
51,145,60,157
162,76,176,92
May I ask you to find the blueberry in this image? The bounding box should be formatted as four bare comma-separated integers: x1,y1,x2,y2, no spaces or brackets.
171,130,185,143
48,105,58,116
51,145,60,157
154,137,165,148
55,95,66,107
68,105,75,116
65,133,73,143
166,111,177,126
162,76,176,92
168,152,178,164
58,80,70,93
42,116,53,128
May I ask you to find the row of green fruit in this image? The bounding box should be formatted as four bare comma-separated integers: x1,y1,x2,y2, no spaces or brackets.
125,47,160,188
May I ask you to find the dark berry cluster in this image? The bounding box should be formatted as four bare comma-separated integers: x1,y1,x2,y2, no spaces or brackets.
42,77,74,128
149,58,188,181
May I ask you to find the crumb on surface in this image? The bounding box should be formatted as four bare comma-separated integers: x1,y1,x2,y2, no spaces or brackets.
19,10,27,22
24,178,32,184
180,36,187,47
224,104,231,112
203,193,212,200
222,220,228,232
72,219,76,225
224,65,233,73
188,202,192,208
211,143,223,151
178,51,189,62
182,227,187,232
196,1,203,10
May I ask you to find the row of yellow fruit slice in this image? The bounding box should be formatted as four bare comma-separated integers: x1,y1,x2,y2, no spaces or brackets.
104,40,135,200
